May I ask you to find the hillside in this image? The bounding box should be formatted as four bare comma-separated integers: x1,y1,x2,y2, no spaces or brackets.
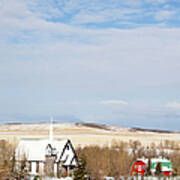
0,122,180,147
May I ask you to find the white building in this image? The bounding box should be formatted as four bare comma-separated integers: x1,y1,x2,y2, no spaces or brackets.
15,118,78,177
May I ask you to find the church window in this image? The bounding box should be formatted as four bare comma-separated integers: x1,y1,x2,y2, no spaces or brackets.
29,162,32,171
36,162,39,173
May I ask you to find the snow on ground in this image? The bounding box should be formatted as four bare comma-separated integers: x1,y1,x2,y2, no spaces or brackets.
43,177,73,180
1,123,180,148
42,176,180,180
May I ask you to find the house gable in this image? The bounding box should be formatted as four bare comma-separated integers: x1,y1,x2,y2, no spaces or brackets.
58,140,77,167
45,144,57,157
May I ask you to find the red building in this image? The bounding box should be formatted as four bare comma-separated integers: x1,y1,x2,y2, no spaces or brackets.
131,158,173,176
130,160,146,176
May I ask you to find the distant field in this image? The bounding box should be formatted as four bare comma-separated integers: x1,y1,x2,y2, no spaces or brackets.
1,122,180,147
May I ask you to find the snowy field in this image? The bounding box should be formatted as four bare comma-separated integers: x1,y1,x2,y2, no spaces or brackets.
1,123,180,147
43,177,73,180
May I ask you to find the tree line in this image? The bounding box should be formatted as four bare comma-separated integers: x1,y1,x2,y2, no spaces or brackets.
0,139,28,180
1,139,180,179
75,140,180,179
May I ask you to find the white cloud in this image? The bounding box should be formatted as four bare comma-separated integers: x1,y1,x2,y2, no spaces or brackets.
166,102,180,109
0,0,180,130
71,8,141,24
145,0,167,4
100,100,128,105
123,0,143,7
60,0,142,14
26,1,62,19
155,10,176,21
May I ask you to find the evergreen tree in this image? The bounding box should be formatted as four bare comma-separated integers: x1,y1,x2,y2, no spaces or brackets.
74,156,87,180
155,162,162,177
10,151,16,174
146,158,151,176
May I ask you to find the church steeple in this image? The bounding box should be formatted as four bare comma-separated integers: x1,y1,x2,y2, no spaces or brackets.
49,116,53,142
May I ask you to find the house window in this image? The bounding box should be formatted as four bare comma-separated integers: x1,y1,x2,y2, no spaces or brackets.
36,162,39,173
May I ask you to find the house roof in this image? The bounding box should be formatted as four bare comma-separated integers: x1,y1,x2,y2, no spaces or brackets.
16,139,77,166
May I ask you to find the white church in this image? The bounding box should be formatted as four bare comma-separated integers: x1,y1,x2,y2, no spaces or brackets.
15,118,78,177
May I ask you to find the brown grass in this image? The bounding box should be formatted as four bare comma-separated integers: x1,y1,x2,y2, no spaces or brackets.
1,123,180,148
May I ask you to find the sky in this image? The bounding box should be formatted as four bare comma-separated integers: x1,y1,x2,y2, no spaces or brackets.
1,0,180,130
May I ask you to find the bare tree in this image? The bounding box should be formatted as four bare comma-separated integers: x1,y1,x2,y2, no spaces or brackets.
0,140,17,180
15,148,29,179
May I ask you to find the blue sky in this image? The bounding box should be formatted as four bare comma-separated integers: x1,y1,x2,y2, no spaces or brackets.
1,0,180,130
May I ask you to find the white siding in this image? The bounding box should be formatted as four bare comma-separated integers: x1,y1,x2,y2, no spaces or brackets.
54,163,57,176
31,162,36,174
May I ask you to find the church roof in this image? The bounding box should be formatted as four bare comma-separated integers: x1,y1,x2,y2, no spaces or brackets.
16,139,77,166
